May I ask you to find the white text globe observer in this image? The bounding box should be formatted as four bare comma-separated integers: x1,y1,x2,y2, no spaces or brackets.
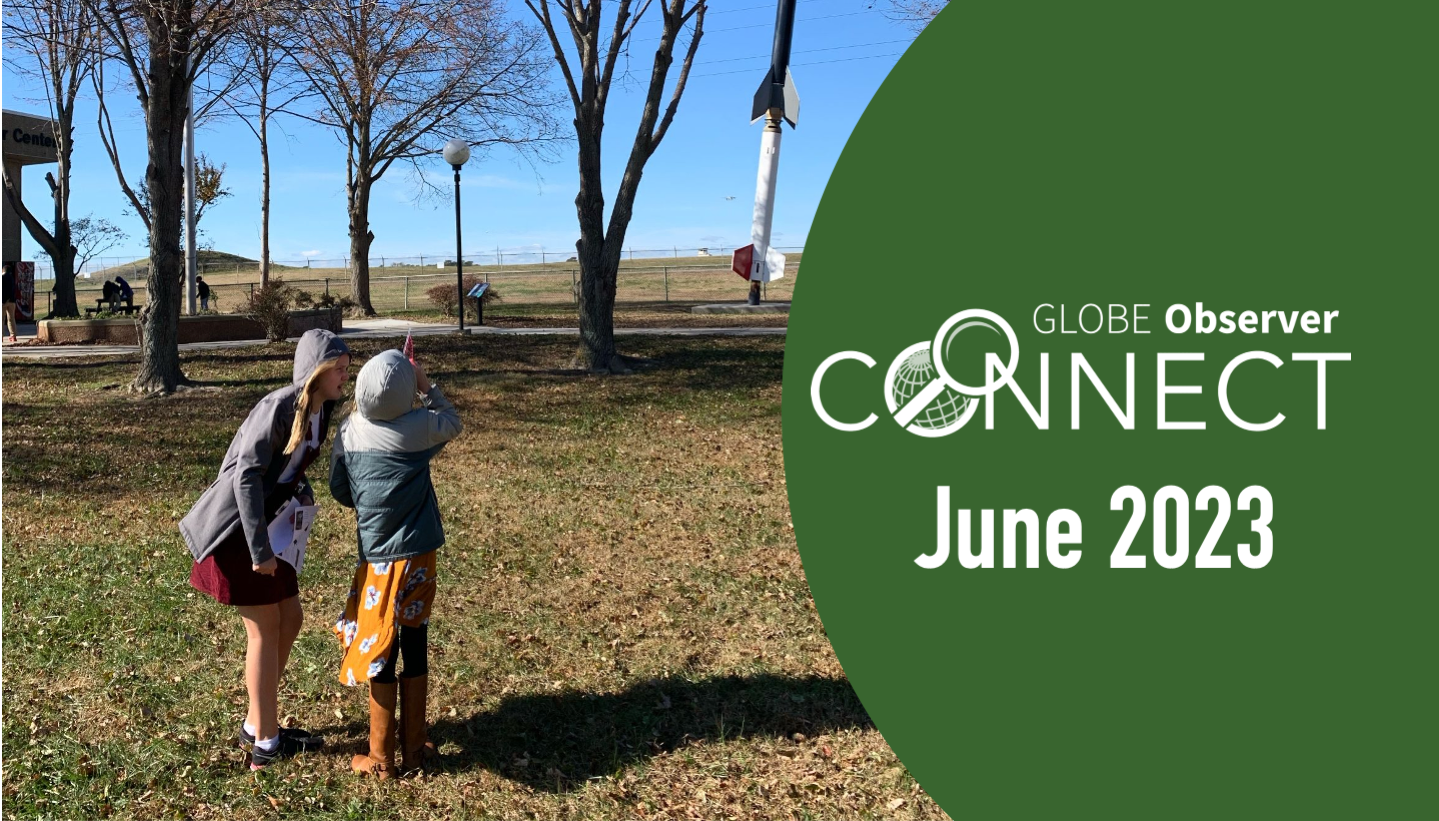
890,348,971,430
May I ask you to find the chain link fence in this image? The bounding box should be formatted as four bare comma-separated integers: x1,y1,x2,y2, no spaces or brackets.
33,249,802,316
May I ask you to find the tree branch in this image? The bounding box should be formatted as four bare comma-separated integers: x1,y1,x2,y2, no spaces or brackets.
93,0,150,108
650,1,703,149
94,60,150,232
525,0,581,111
1,167,61,258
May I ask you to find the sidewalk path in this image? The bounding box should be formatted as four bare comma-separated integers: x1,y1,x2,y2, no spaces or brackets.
0,318,785,361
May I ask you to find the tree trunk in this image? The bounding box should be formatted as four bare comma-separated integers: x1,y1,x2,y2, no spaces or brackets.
573,120,622,371
348,169,376,315
576,246,618,371
259,108,270,285
133,35,189,393
49,244,79,318
50,114,80,318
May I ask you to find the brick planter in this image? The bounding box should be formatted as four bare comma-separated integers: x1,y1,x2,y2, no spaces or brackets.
38,309,343,345
286,308,344,336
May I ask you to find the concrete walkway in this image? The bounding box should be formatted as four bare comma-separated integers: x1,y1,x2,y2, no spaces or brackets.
0,318,785,361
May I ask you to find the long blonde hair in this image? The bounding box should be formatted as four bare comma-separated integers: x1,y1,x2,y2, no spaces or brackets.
284,357,347,455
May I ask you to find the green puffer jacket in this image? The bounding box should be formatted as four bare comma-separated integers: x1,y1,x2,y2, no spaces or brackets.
329,349,462,562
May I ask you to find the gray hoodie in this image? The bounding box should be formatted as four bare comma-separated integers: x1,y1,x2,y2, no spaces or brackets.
330,349,462,562
180,329,351,566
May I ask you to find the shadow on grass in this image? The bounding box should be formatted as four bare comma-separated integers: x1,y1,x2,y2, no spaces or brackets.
0,357,139,372
427,673,870,792
308,673,868,792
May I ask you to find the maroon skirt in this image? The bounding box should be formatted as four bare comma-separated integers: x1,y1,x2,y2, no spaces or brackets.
190,529,299,606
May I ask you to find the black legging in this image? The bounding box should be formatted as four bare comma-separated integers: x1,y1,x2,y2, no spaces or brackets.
370,623,428,683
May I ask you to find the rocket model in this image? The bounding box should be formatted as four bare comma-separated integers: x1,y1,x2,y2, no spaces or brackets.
732,0,799,303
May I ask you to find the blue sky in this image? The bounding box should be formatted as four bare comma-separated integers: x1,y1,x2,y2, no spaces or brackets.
4,0,919,266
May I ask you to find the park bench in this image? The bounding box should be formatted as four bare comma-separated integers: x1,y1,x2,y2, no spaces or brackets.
86,299,140,317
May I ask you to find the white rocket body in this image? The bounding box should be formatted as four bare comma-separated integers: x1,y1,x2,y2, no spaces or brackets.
746,117,786,283
733,0,799,290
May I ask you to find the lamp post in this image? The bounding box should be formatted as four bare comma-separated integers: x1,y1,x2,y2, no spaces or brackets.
443,138,471,331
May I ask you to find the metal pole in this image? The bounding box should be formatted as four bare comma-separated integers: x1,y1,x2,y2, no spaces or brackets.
404,276,409,310
454,165,464,332
184,55,197,315
664,266,669,301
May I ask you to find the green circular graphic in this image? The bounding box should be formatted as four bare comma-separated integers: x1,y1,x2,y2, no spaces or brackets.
783,2,1435,817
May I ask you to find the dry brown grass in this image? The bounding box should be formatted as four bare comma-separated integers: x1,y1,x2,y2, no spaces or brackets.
1,334,944,820
387,302,790,330
62,256,798,318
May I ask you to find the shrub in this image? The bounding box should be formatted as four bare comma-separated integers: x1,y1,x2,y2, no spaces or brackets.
247,280,296,341
292,289,315,309
426,279,466,317
427,275,500,320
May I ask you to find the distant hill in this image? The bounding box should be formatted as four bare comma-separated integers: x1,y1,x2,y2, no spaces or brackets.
94,251,305,275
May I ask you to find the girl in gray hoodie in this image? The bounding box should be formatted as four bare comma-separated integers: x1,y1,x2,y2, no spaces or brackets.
181,329,352,769
330,348,462,778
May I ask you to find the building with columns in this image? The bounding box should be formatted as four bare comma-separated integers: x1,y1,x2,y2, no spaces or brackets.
3,109,60,264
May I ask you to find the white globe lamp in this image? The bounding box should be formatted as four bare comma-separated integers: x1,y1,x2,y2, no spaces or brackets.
443,138,471,168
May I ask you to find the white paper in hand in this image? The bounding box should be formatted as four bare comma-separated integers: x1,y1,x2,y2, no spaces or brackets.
268,498,319,574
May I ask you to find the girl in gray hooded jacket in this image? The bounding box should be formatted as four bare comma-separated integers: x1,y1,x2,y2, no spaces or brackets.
181,329,352,769
330,348,461,778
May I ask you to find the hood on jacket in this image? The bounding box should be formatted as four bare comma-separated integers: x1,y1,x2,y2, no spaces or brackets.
293,329,351,386
355,349,416,422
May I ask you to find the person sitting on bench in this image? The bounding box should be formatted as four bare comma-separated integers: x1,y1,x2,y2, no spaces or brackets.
115,275,134,309
102,279,120,312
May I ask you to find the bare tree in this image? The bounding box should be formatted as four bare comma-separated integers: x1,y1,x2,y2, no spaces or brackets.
217,1,311,284
524,0,707,372
87,0,251,392
293,0,562,315
885,0,947,33
1,0,101,318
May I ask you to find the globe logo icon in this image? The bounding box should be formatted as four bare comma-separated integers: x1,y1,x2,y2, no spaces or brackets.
882,310,1018,437
890,347,972,433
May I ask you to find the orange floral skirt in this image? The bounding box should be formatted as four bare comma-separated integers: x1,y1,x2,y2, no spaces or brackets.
332,552,437,686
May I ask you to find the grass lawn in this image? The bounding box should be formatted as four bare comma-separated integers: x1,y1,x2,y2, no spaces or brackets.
1,335,944,820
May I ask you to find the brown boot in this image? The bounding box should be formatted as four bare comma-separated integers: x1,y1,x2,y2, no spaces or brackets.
399,674,439,772
351,681,397,779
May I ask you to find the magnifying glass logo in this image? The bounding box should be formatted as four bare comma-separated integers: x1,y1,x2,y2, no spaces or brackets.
888,309,1021,430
